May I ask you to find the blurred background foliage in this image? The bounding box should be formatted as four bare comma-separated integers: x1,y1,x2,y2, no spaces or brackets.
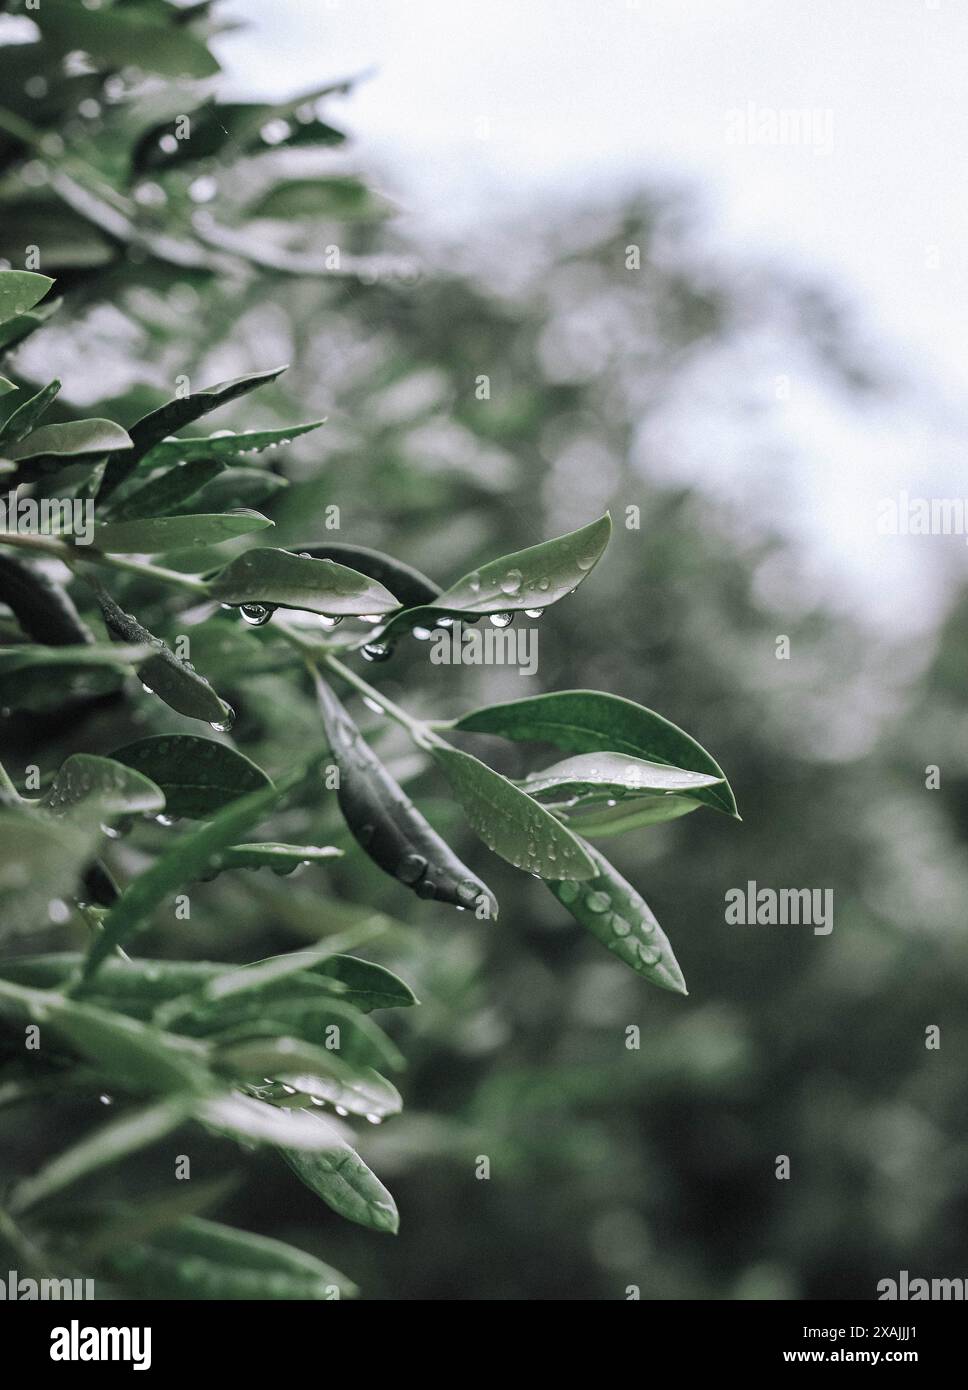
1,0,965,1300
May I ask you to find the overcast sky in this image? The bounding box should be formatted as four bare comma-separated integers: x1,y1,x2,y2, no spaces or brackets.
216,1,968,631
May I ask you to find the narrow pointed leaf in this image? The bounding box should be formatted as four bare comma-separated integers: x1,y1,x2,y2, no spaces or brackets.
141,419,325,466
548,840,687,995
283,1117,399,1232
208,547,400,616
93,509,272,554
314,673,498,916
219,1038,402,1118
521,751,723,802
0,271,53,326
436,512,611,613
178,466,288,512
212,842,342,872
99,366,288,499
566,796,701,837
432,744,596,880
97,587,234,725
455,690,738,817
0,379,61,446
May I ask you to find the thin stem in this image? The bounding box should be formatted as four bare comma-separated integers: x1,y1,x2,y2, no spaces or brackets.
0,530,207,593
320,650,444,751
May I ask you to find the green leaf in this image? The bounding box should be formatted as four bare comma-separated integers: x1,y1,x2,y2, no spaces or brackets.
370,514,612,647
454,690,738,817
312,954,418,1013
314,673,498,915
0,271,54,327
248,177,390,222
0,376,15,395
42,753,165,821
521,751,723,802
218,1038,402,1118
207,547,401,616
566,796,701,837
84,772,302,978
547,840,688,995
203,998,405,1075
96,587,234,725
93,509,273,554
297,542,440,609
7,418,133,465
0,952,417,1026
105,460,226,521
0,295,60,354
0,379,61,447
0,812,97,941
0,552,95,646
179,466,288,512
37,0,220,79
212,842,342,873
111,735,272,819
198,1091,357,1152
432,744,597,880
45,997,212,1094
7,1096,196,1216
99,367,288,500
436,512,611,612
0,643,153,673
283,1118,399,1232
103,1217,355,1300
141,420,325,466
132,86,348,174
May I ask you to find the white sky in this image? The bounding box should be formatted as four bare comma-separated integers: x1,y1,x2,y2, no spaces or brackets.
215,0,968,631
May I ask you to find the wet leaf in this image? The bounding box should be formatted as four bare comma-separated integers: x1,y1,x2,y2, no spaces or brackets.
314,673,498,916
455,689,738,817
0,552,95,647
111,735,271,819
208,547,400,616
93,509,272,553
105,460,226,521
42,753,165,821
0,270,54,326
283,1116,399,1232
141,419,325,466
548,840,687,995
432,744,597,880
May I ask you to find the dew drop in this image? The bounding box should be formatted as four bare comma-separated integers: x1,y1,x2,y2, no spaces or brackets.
240,603,272,627
358,614,383,625
611,916,632,937
210,705,235,733
585,890,611,914
47,898,70,924
155,814,178,828
397,852,428,884
366,1114,382,1125
100,822,122,840
638,943,661,967
335,1105,349,1117
537,576,551,591
524,608,543,620
319,614,343,630
500,568,523,596
361,642,391,663
556,881,580,904
489,612,514,628
412,625,432,641
467,571,482,593
435,615,455,628
99,1093,113,1106
362,695,383,714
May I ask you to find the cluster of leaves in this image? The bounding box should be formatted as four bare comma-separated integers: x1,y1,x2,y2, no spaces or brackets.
0,0,397,284
0,259,735,1294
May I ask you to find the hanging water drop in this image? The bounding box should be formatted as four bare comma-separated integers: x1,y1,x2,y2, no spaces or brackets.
412,625,432,640
155,813,178,828
210,705,235,733
361,641,391,662
524,608,543,620
362,695,382,714
240,603,272,627
319,614,343,630
489,611,514,628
